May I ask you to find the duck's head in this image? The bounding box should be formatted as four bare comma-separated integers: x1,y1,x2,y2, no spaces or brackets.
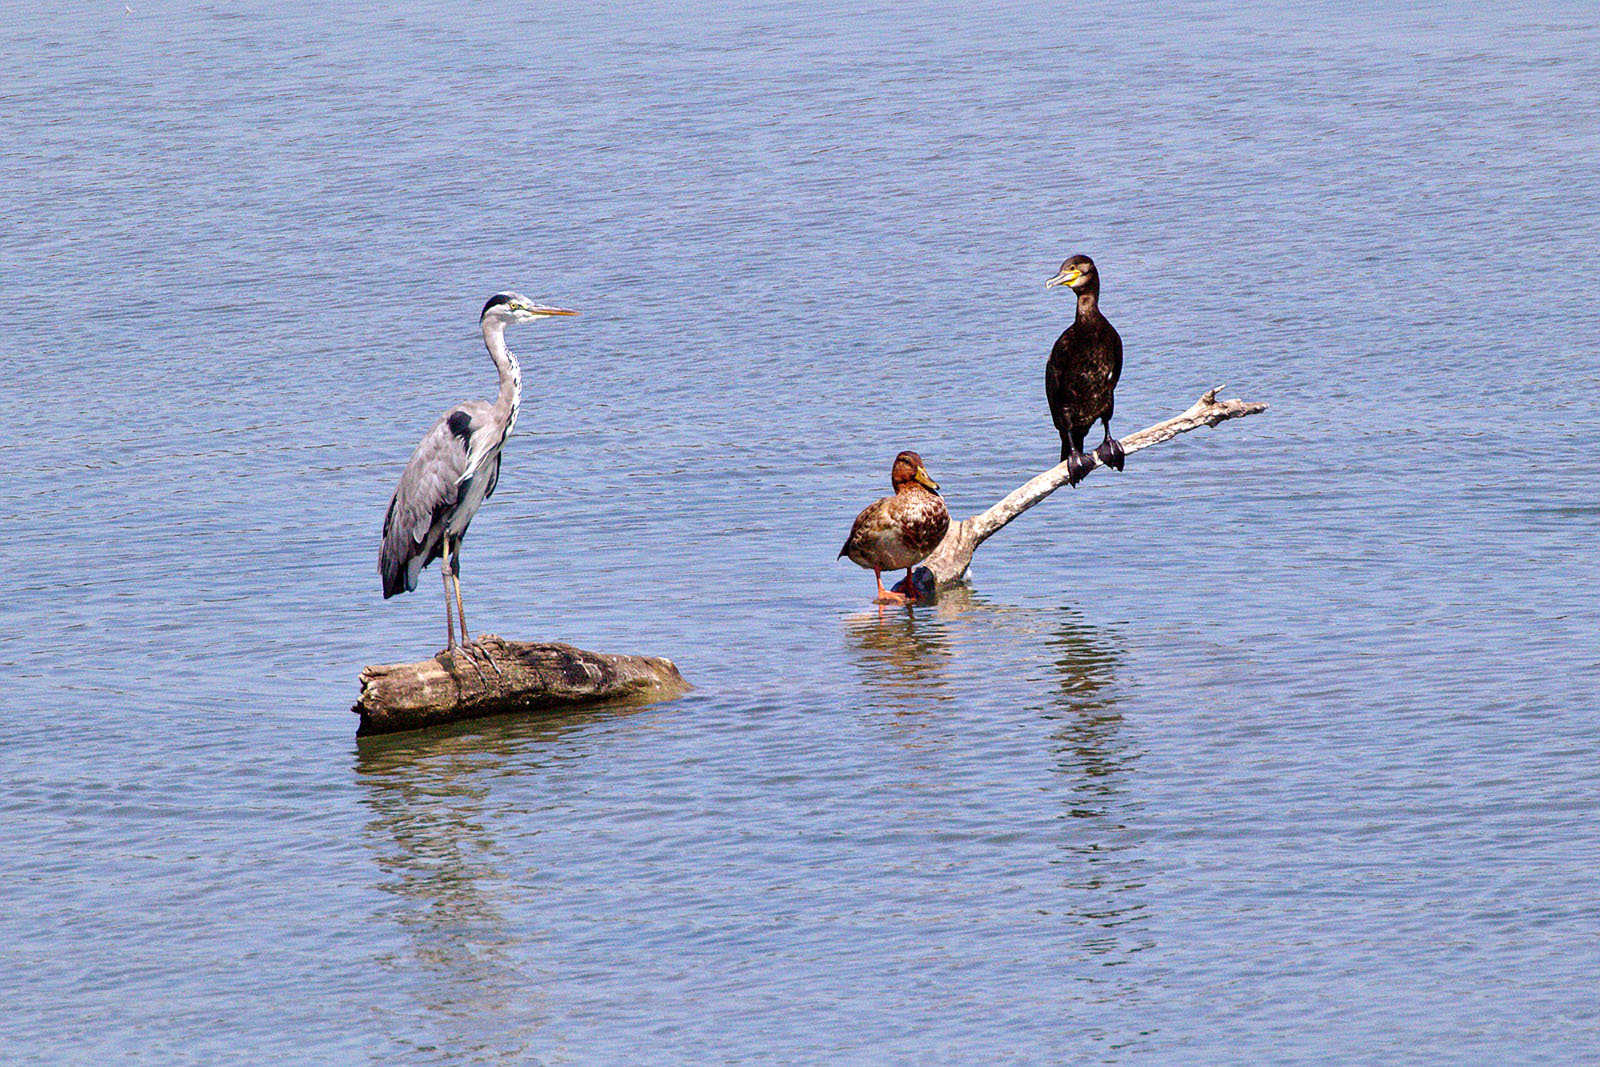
891,450,941,495
480,291,579,327
1045,255,1098,295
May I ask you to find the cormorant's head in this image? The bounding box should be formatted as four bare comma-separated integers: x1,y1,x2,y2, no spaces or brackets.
890,450,941,495
1045,255,1098,294
480,291,579,327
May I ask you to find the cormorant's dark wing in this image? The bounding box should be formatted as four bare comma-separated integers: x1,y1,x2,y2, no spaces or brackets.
1107,322,1124,389
1044,330,1073,438
379,406,474,597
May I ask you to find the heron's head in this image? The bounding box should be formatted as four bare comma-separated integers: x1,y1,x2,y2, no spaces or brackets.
890,450,940,495
1045,255,1098,294
480,291,579,326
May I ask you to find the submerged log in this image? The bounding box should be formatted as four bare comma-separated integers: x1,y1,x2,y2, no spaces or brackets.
354,634,689,736
900,386,1268,597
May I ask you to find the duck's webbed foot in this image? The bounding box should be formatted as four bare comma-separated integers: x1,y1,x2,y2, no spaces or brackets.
1066,449,1095,486
874,568,909,605
1094,435,1125,472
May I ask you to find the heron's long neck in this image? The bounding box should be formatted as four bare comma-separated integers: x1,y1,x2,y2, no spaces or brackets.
482,320,522,439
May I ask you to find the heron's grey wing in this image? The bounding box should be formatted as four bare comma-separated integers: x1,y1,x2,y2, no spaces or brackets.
481,450,503,502
447,398,505,500
450,399,502,484
379,407,473,594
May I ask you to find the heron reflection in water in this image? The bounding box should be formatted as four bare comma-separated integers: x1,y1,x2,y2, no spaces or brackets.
356,725,529,1050
354,706,652,1054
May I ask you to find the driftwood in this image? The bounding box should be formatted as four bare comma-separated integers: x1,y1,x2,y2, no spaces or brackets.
354,634,689,736
898,386,1268,596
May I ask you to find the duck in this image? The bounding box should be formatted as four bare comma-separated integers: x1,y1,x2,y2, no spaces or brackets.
838,451,950,604
1045,254,1125,486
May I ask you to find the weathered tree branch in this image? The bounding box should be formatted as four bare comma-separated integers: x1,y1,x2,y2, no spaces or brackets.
906,386,1267,593
354,635,689,736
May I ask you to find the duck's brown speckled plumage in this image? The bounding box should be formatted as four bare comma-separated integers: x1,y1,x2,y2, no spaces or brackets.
839,451,950,574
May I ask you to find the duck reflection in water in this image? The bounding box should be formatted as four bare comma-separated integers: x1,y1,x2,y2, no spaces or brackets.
843,590,964,708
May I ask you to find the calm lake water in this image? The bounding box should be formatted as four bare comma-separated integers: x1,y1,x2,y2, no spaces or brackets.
4,2,1599,1062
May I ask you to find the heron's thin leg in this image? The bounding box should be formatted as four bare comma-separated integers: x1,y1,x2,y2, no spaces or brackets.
454,577,503,679
442,538,489,685
451,551,470,644
441,542,457,650
450,570,496,682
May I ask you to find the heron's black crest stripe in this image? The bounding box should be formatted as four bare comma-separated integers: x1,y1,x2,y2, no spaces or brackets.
447,410,474,444
481,293,515,319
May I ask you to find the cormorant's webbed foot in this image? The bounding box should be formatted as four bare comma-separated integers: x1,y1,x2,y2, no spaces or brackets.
1066,449,1095,486
1094,436,1125,472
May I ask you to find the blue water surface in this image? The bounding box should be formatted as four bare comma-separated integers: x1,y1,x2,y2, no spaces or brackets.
2,2,1598,1063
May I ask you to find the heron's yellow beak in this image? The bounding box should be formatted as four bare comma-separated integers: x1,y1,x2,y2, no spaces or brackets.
528,305,579,317
914,466,941,494
1045,268,1081,289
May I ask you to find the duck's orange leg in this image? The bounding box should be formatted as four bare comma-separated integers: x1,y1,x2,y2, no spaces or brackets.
874,567,908,605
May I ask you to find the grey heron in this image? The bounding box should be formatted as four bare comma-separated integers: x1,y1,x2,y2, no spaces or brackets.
379,292,577,651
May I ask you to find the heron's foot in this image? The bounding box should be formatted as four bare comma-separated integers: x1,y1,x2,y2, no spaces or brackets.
464,653,491,687
444,644,491,686
469,641,506,681
1095,437,1125,472
1066,449,1095,486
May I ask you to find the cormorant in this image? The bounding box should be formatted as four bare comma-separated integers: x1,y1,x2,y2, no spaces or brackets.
1045,254,1124,486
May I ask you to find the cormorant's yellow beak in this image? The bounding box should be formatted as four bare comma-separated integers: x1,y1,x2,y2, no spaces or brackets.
914,467,941,494
1046,268,1081,289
